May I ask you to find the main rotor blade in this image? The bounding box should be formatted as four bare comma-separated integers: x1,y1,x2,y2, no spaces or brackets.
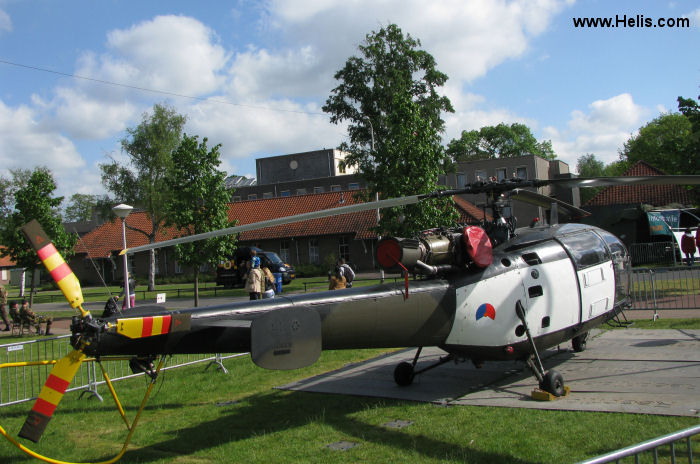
122,194,422,255
19,350,86,442
510,189,591,218
541,175,700,189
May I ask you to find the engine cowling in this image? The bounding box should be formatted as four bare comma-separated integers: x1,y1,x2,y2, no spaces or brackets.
376,226,492,275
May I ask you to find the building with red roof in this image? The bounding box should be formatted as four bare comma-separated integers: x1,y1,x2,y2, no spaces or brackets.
0,248,16,285
70,190,485,285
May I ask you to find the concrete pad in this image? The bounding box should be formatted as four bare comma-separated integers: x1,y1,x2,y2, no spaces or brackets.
280,329,700,417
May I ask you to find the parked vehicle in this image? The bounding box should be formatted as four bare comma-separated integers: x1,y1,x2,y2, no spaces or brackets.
216,246,295,288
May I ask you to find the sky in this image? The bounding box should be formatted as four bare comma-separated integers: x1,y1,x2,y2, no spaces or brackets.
1,0,699,203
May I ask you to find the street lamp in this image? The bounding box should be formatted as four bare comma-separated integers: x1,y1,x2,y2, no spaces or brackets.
112,203,133,309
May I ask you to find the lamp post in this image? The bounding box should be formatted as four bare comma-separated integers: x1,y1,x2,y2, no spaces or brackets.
112,203,133,309
364,116,384,283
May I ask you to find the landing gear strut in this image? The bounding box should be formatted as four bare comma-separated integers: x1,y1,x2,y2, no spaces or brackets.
516,300,565,397
393,347,455,386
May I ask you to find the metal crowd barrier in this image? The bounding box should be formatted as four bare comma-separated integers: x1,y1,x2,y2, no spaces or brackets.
576,424,699,464
0,335,246,407
630,266,700,311
630,242,678,266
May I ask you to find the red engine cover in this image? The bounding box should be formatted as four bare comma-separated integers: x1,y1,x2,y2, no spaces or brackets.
463,226,493,268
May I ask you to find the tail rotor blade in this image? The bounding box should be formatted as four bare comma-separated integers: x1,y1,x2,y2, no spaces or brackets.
21,220,86,315
18,350,86,442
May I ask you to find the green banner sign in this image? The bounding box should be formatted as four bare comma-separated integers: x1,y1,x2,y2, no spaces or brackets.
647,212,675,236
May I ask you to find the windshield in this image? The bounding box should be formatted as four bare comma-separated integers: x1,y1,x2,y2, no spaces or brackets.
263,252,284,264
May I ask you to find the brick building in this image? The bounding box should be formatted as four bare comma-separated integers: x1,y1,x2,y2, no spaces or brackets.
70,191,485,285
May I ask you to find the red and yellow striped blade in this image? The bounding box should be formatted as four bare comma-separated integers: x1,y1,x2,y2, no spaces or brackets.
18,350,85,442
116,314,191,339
21,220,84,309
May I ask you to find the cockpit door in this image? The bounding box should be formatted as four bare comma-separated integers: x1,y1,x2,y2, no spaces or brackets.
557,232,616,322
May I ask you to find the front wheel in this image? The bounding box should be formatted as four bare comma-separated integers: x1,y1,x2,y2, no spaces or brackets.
540,370,565,397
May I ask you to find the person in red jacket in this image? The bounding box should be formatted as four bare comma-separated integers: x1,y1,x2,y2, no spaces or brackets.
680,227,696,266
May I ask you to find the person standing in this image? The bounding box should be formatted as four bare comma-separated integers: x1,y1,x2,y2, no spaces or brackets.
245,257,263,300
337,258,355,288
0,284,10,331
261,266,276,299
681,228,696,266
120,273,136,309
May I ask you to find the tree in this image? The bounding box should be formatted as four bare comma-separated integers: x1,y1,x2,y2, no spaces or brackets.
446,123,556,162
323,23,458,237
165,135,237,306
0,169,32,225
0,167,77,305
64,193,102,222
619,113,694,176
100,103,186,290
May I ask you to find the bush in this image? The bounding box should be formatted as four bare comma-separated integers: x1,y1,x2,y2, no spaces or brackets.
294,264,328,277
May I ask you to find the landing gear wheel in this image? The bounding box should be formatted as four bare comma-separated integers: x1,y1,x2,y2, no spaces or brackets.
394,361,415,386
572,331,588,352
540,370,565,397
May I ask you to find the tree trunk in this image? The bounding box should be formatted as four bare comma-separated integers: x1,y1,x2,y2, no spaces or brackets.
29,268,36,307
194,267,199,307
148,249,156,291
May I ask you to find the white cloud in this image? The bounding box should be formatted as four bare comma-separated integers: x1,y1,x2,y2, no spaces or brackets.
102,15,229,96
0,100,85,175
0,8,11,34
545,93,648,170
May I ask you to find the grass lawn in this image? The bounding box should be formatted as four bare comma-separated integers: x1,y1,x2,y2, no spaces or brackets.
1,320,699,463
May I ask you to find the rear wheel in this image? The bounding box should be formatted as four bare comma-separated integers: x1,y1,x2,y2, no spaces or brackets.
572,331,589,352
394,362,415,386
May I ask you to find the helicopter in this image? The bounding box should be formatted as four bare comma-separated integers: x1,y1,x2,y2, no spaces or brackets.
5,174,700,456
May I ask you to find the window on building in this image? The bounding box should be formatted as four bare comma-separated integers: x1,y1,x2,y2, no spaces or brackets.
496,168,507,181
456,173,466,187
281,190,291,197
313,186,324,194
330,185,341,192
348,182,359,190
174,260,183,274
309,238,320,264
339,164,346,174
231,196,241,202
247,194,257,200
516,167,527,179
296,188,306,195
263,192,273,199
438,174,447,186
339,236,350,262
475,170,487,182
280,239,290,263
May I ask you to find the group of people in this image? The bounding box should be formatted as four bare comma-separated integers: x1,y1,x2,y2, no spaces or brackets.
244,250,277,300
328,258,355,290
0,284,53,335
681,227,700,266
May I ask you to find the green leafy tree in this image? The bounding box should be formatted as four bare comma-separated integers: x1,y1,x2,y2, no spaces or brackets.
64,193,102,222
619,113,694,175
100,103,186,290
165,135,237,307
0,169,32,226
0,167,77,305
323,23,457,237
447,123,556,162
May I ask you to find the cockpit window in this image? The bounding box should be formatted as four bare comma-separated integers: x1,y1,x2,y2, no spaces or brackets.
558,232,610,270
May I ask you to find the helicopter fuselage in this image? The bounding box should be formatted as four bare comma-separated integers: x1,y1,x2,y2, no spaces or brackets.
82,223,630,371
